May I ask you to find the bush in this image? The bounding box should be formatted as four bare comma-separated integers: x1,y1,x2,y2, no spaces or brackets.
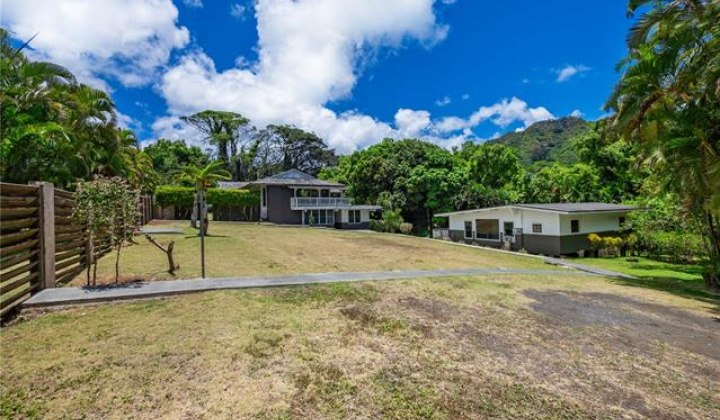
155,186,259,210
381,209,403,233
399,223,413,235
369,219,384,232
588,234,603,251
602,236,624,257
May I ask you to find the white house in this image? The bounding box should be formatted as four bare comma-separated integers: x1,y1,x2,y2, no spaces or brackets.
435,203,639,256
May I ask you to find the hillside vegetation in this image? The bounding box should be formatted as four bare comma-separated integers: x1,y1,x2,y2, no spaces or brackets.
490,117,592,166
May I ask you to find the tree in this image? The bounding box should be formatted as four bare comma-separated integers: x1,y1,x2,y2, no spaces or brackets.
73,177,139,284
607,0,720,288
324,138,462,234
1,29,154,190
180,110,249,179
252,125,337,177
143,139,209,184
178,161,231,234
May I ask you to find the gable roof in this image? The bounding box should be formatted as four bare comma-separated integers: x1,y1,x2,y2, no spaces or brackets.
248,169,346,188
436,202,639,217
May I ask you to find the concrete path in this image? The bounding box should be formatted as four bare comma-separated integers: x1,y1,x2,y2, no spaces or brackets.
543,257,636,279
23,268,583,308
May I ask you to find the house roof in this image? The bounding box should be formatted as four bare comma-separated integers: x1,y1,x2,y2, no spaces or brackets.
217,181,250,190
248,169,346,188
513,203,639,213
436,202,640,217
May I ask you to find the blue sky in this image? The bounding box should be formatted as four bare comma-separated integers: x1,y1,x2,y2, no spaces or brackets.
3,0,634,153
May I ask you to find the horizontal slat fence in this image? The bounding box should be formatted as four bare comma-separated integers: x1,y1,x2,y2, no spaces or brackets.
0,183,41,317
0,182,153,318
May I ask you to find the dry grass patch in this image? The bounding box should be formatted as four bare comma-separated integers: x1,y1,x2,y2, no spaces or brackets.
3,273,719,419
70,221,547,285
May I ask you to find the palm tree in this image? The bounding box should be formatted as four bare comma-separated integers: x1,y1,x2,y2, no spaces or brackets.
607,0,720,288
178,161,231,234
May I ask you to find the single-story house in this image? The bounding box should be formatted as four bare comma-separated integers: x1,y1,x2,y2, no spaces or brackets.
220,169,380,229
435,203,639,256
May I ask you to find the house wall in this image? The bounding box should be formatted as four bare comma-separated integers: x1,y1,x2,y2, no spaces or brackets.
445,208,629,255
558,213,625,236
266,185,302,224
336,209,371,229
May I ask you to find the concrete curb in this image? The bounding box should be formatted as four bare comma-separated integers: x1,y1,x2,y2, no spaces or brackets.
23,268,583,308
543,257,636,279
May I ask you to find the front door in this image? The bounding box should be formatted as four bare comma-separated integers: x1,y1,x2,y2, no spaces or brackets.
503,222,514,239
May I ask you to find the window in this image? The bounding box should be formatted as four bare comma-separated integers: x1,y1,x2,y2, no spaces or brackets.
532,223,542,233
503,222,514,237
476,219,499,240
619,216,626,227
348,210,361,224
571,219,580,233
464,221,473,238
261,188,267,207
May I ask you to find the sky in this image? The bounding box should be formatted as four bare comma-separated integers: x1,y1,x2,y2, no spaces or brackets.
2,0,635,154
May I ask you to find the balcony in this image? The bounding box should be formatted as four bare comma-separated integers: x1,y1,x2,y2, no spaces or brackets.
290,197,353,209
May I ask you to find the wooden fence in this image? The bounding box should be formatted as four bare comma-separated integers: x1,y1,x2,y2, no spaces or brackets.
0,182,152,318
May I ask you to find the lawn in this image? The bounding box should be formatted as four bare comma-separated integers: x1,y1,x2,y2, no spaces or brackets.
2,272,719,419
567,256,717,307
70,221,548,285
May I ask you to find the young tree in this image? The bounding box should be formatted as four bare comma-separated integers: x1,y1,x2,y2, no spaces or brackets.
73,177,139,284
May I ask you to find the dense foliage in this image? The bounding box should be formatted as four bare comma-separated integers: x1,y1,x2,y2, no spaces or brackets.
155,186,259,210
607,0,720,288
0,29,157,191
143,139,209,185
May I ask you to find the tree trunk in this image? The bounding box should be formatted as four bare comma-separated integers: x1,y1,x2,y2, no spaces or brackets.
114,243,121,283
144,235,178,275
191,193,199,228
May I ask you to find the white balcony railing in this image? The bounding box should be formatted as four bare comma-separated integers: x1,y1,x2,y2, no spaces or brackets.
290,197,353,209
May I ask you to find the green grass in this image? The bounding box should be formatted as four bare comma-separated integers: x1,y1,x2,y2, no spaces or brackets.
72,221,548,285
568,256,718,308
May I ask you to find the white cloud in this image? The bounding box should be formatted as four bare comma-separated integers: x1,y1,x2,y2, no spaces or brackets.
435,96,451,107
182,0,203,8
395,109,431,138
230,3,247,19
570,109,584,118
436,97,554,133
461,93,470,100
157,0,448,153
555,64,590,82
2,0,190,89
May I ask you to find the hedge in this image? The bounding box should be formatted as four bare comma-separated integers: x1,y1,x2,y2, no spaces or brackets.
155,186,260,210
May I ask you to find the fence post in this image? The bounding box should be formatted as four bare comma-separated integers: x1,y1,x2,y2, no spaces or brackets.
33,182,56,289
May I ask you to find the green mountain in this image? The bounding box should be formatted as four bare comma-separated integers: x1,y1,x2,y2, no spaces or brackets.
490,117,593,166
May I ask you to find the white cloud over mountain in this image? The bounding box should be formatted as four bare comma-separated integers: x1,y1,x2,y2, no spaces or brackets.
2,0,190,89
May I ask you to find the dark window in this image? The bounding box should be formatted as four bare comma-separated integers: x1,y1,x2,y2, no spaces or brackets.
464,221,472,238
619,216,625,227
261,188,267,207
571,219,580,233
504,222,514,237
476,219,499,240
349,210,361,224
532,223,542,233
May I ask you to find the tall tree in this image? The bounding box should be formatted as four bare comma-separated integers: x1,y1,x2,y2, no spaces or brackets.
253,125,337,177
144,139,209,184
607,0,720,288
180,110,249,180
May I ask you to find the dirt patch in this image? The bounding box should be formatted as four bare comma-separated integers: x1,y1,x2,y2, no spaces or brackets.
524,290,720,361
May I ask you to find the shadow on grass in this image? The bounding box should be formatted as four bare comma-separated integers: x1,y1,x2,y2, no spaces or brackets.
608,274,720,315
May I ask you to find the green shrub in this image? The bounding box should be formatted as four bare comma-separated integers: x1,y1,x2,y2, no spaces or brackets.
588,234,603,250
382,209,403,233
155,186,259,210
399,223,413,235
369,219,384,232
